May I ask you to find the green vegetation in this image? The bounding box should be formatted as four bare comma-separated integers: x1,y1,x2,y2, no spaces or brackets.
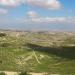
0,30,75,74
0,72,6,75
0,32,7,37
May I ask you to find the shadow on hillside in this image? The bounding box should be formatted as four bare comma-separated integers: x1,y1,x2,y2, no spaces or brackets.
26,43,75,60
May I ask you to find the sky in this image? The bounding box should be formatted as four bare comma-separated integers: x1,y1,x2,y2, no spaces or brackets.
0,0,75,31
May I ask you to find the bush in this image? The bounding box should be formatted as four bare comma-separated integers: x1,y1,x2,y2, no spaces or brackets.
0,43,11,47
0,32,7,37
18,71,30,75
0,72,6,75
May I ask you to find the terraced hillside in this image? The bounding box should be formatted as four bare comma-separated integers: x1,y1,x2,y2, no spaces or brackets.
0,30,75,74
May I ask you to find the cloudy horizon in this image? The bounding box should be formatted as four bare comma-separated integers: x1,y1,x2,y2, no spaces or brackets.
0,0,75,31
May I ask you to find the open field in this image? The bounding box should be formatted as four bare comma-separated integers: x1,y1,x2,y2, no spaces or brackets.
0,30,75,75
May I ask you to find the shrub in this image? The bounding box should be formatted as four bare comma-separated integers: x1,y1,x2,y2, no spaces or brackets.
18,71,30,75
0,32,7,37
0,72,6,75
0,43,11,47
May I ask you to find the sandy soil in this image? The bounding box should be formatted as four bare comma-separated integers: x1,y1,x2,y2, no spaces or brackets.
0,71,60,75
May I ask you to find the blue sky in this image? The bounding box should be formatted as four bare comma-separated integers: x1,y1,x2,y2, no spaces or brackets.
0,0,75,31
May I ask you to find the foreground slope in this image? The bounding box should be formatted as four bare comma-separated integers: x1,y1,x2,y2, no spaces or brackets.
0,30,75,74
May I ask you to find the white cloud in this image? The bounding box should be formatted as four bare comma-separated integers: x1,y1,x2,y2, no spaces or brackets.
24,13,75,24
27,11,39,18
25,17,66,23
25,11,75,23
26,0,61,9
0,0,61,9
25,11,66,23
0,8,8,14
0,0,23,6
0,0,24,14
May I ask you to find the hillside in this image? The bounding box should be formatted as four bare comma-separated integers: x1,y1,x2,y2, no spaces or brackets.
0,30,75,74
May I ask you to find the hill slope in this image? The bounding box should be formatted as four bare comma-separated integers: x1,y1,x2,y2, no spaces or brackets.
0,31,75,74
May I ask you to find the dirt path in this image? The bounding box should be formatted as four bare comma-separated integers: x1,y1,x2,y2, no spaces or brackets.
33,50,41,64
0,71,60,75
0,71,18,75
24,54,33,61
0,71,45,75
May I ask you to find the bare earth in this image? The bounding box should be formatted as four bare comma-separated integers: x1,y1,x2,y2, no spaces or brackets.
0,71,60,75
